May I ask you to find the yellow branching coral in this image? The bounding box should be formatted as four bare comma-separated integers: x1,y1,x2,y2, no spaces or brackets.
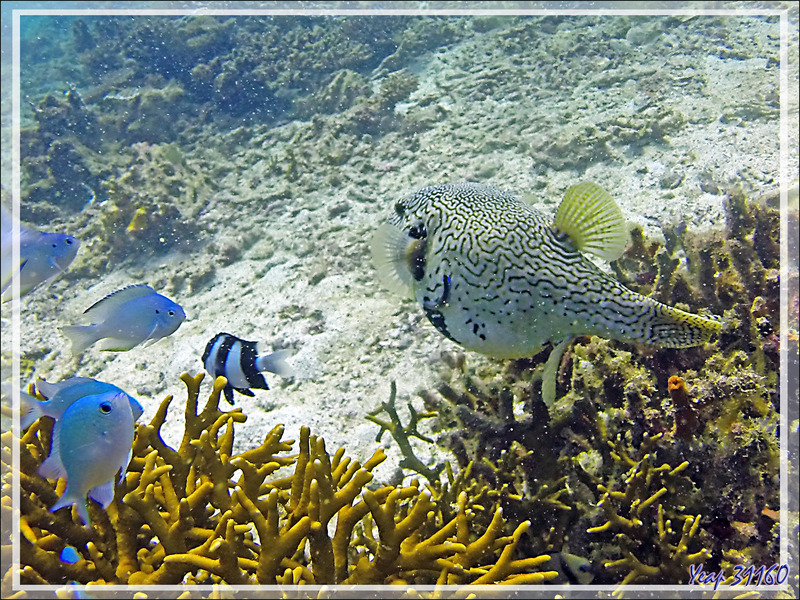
586,438,711,587
366,381,442,483
4,372,555,594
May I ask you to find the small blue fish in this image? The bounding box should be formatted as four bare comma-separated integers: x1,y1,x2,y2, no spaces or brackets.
61,284,186,355
38,390,136,524
202,332,293,404
1,205,80,302
20,376,143,430
59,545,82,564
541,552,595,585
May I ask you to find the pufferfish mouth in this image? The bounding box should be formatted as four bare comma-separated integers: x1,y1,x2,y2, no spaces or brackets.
408,220,426,239
405,220,428,282
422,274,451,310
422,301,459,345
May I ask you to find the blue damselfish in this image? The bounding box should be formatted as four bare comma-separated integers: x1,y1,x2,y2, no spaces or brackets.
20,376,143,430
1,205,80,302
61,284,186,355
38,390,136,525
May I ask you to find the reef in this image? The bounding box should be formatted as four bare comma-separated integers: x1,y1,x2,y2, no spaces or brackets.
18,15,466,157
17,15,470,278
2,372,560,595
4,182,792,598
20,88,107,220
7,11,795,598
20,81,216,271
372,186,793,591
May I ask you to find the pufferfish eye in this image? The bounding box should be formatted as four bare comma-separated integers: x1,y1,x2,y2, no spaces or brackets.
99,402,112,414
409,220,427,240
393,201,406,217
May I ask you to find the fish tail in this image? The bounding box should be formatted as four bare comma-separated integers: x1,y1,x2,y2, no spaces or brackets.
1,382,41,429
19,389,43,429
255,349,294,378
0,263,25,302
50,492,91,525
639,300,723,348
48,494,72,515
88,480,116,509
61,324,99,355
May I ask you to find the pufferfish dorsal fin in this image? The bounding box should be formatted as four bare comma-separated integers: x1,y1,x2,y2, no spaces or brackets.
369,223,417,299
553,182,628,262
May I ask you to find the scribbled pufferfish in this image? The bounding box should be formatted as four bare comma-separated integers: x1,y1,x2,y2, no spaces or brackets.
371,182,722,404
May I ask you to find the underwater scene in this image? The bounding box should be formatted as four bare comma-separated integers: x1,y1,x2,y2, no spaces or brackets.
1,2,798,598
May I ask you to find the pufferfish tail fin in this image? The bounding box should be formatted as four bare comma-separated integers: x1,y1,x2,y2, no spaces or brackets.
554,182,628,262
640,300,723,348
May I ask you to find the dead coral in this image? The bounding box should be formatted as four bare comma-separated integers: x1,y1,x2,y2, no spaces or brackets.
20,88,107,220
366,381,441,484
3,372,556,594
344,69,420,137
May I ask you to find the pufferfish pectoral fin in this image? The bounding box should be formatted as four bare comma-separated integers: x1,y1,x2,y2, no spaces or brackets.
554,182,628,262
369,223,420,299
541,337,572,408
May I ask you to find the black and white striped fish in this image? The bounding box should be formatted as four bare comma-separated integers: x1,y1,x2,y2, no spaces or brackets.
371,182,722,405
202,332,293,404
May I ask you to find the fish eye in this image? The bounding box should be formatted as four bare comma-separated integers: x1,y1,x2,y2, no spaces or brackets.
99,402,112,414
168,310,175,316
65,238,73,245
409,220,427,240
155,309,159,314
393,202,406,216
